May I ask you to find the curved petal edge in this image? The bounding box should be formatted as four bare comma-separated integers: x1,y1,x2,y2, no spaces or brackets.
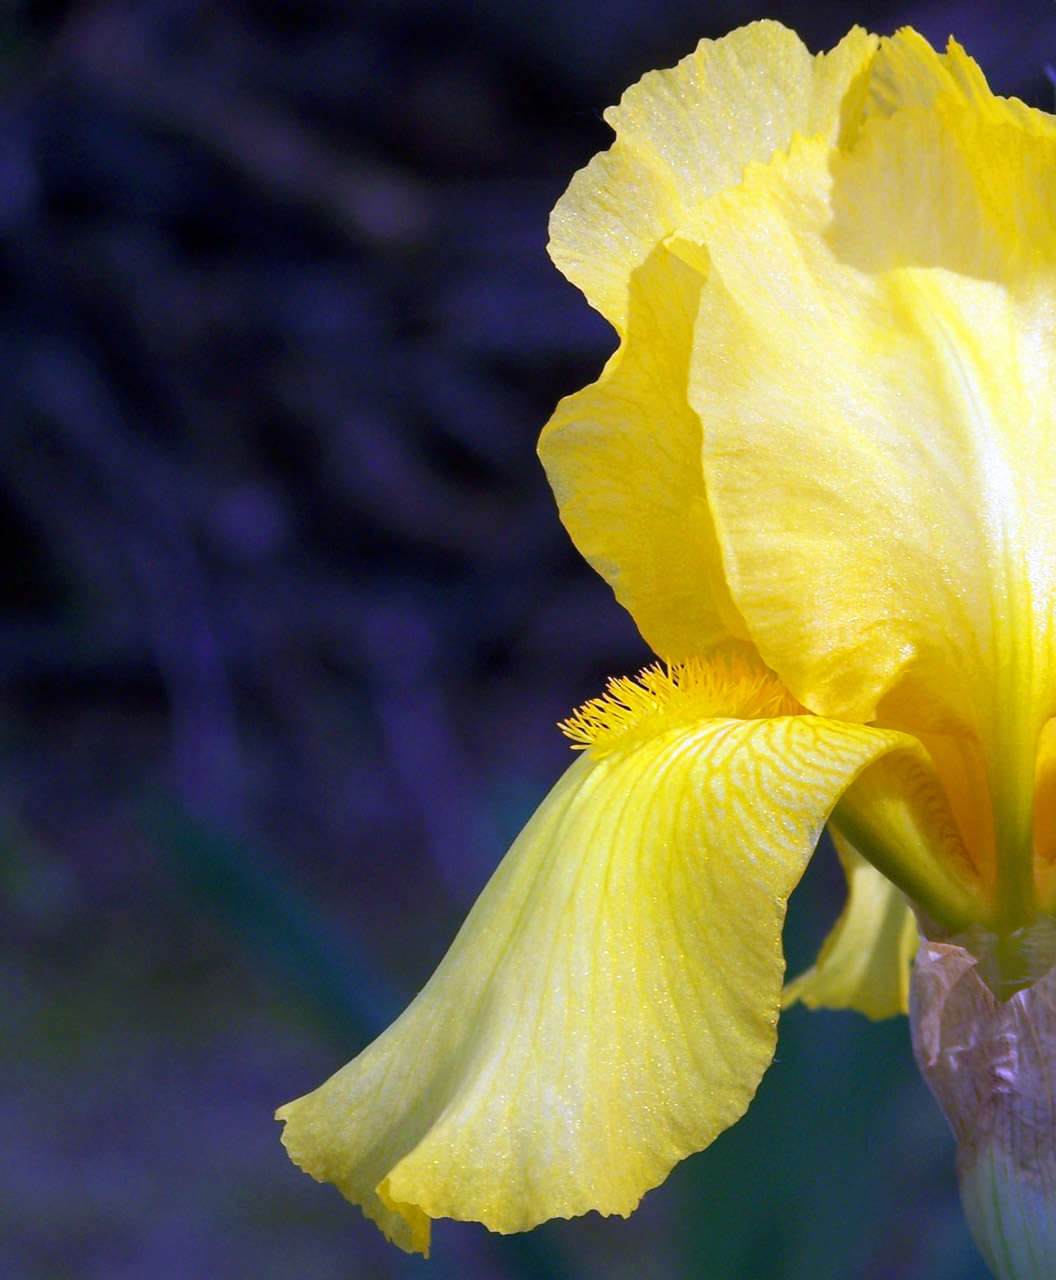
277,708,917,1253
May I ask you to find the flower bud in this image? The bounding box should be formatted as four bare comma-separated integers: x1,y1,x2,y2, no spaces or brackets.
910,927,1056,1280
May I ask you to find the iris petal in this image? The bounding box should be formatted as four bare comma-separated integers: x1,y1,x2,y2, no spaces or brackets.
862,28,1056,140
784,832,918,1019
681,86,1056,917
548,22,877,332
685,116,1056,735
540,247,744,660
542,22,877,658
278,710,919,1254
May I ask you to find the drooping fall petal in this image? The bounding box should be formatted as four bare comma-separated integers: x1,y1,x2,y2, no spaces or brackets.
784,832,918,1019
277,680,920,1254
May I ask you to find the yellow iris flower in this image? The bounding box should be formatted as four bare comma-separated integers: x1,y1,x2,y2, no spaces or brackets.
277,21,1056,1257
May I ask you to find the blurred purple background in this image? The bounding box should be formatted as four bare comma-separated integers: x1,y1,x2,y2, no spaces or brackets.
2,2,1053,1278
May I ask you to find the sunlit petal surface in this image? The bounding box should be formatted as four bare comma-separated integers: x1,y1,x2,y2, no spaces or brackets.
540,249,745,660
665,38,1056,921
548,21,878,331
542,22,876,659
685,42,1056,757
278,701,914,1253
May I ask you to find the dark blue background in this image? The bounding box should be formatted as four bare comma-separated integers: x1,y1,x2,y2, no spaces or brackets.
2,2,1049,1277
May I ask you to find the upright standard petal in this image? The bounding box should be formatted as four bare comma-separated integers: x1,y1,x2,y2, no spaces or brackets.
542,21,878,660
548,22,877,331
540,247,745,660
686,121,1056,733
681,76,1056,922
277,661,918,1255
860,27,1056,141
